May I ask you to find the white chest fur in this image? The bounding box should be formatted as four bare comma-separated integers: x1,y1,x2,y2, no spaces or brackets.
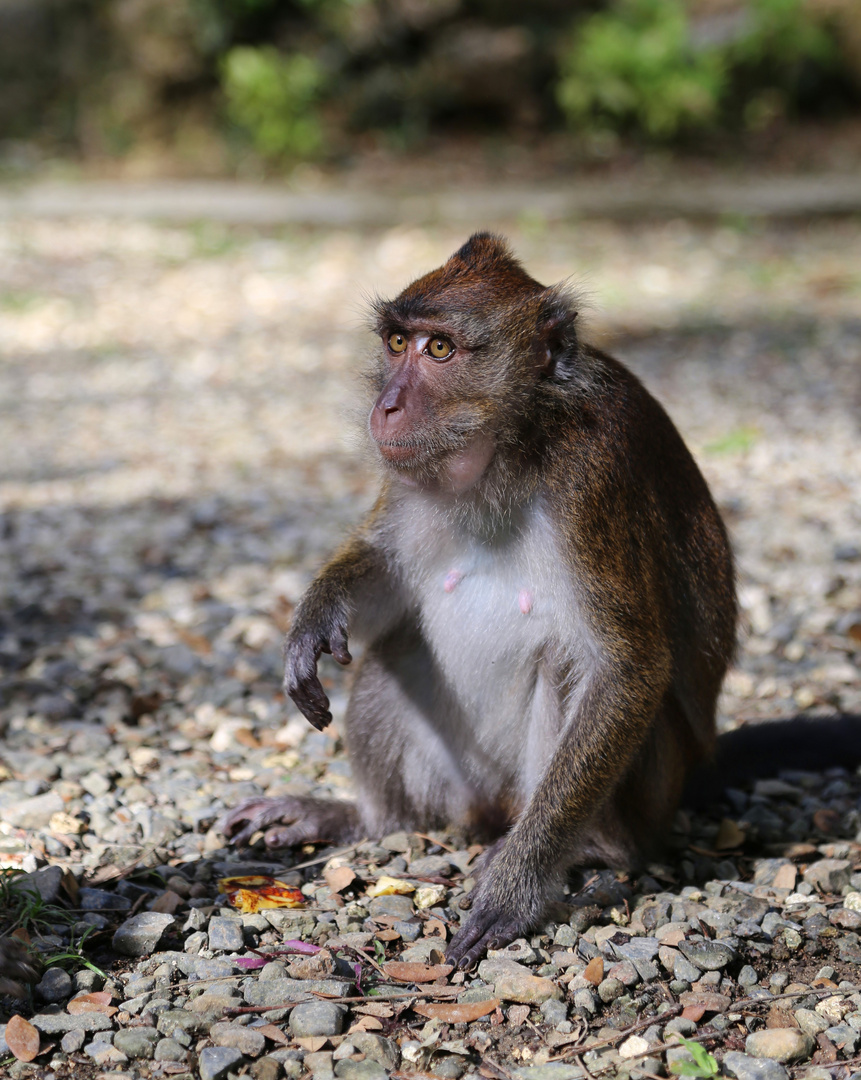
389,493,585,784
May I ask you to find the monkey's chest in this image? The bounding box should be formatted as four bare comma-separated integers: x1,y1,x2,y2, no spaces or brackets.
402,518,565,724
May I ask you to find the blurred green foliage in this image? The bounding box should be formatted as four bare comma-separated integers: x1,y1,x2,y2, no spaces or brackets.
557,0,725,138
0,0,856,164
557,0,848,139
222,46,325,158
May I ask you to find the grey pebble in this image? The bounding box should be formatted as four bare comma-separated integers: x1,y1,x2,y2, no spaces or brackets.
210,1020,267,1056
154,1037,188,1061
540,998,569,1027
335,1060,389,1080
723,1051,789,1080
114,1027,160,1059
678,939,737,971
36,966,73,1003
61,1029,87,1053
207,915,245,952
31,1011,115,1034
80,887,131,911
199,1044,247,1080
112,912,176,956
289,1002,347,1037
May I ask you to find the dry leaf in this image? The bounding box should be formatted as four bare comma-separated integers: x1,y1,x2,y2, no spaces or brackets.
324,866,356,894
766,1007,798,1028
256,1023,292,1045
376,929,400,942
5,1015,40,1062
413,999,499,1023
151,890,184,914
382,961,453,984
67,992,116,1016
423,918,447,939
715,818,746,850
366,876,415,898
218,875,304,913
772,864,797,890
681,1005,706,1023
813,809,841,836
583,957,604,985
508,1005,530,1025
354,1003,394,1018
10,928,31,945
61,871,79,904
349,1016,384,1033
295,1036,327,1052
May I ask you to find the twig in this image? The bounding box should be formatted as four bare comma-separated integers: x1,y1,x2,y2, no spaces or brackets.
288,840,369,872
223,985,461,1016
552,1005,681,1061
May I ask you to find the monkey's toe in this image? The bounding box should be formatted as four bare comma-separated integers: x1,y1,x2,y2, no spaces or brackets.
218,797,305,848
447,911,524,968
219,796,360,849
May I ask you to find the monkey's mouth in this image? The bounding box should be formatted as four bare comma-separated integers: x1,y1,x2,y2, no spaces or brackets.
376,442,422,465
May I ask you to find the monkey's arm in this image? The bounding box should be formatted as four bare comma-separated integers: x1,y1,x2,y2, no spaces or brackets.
284,496,401,730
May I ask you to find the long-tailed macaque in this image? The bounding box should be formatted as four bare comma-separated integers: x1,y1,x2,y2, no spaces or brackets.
220,232,740,966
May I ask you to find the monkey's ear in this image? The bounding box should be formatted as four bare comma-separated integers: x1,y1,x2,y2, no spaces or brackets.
536,291,579,380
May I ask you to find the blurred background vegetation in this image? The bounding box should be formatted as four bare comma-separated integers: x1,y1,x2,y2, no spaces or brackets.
1,0,859,175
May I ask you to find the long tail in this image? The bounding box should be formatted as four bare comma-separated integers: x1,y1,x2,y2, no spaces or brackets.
682,713,861,808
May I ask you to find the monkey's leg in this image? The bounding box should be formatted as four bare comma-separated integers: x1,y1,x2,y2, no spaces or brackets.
345,626,477,836
221,625,476,849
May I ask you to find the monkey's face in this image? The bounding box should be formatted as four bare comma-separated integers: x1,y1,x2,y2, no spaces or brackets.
368,323,499,493
367,233,579,493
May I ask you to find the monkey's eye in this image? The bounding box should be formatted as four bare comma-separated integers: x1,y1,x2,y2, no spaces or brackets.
427,338,454,360
387,333,408,354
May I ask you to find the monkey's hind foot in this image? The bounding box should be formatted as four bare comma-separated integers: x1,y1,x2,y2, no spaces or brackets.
0,937,41,998
218,796,361,849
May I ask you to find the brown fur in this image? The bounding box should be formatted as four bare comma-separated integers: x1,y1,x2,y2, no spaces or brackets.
220,233,737,966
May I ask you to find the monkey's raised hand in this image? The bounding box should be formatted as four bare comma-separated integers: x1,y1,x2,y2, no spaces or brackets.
283,619,352,731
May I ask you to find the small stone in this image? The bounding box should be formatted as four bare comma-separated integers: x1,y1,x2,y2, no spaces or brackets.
84,1042,128,1065
154,1038,187,1061
245,978,348,1006
289,1002,347,1038
803,860,852,893
674,955,703,983
36,966,73,1003
619,1035,650,1059
210,1021,266,1057
678,939,736,971
252,1057,284,1080
199,1044,246,1080
844,892,861,912
335,1060,389,1080
665,1017,697,1038
598,977,625,1003
738,965,759,987
540,998,568,1027
61,1030,86,1053
723,1050,789,1080
553,925,578,947
304,1050,336,1079
795,1009,829,1037
207,916,245,952
31,1012,114,1034
431,1053,468,1078
477,959,561,1004
745,1029,815,1063
79,887,131,911
349,1033,399,1070
2,790,64,828
114,1028,160,1059
573,988,597,1014
113,912,176,956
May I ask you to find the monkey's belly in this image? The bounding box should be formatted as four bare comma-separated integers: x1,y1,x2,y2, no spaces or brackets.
413,545,570,780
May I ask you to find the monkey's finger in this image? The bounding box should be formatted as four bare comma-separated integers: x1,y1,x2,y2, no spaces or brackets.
330,629,352,667
218,797,302,846
288,677,333,730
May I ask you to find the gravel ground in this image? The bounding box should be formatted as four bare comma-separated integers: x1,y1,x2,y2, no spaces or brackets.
0,211,859,1080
